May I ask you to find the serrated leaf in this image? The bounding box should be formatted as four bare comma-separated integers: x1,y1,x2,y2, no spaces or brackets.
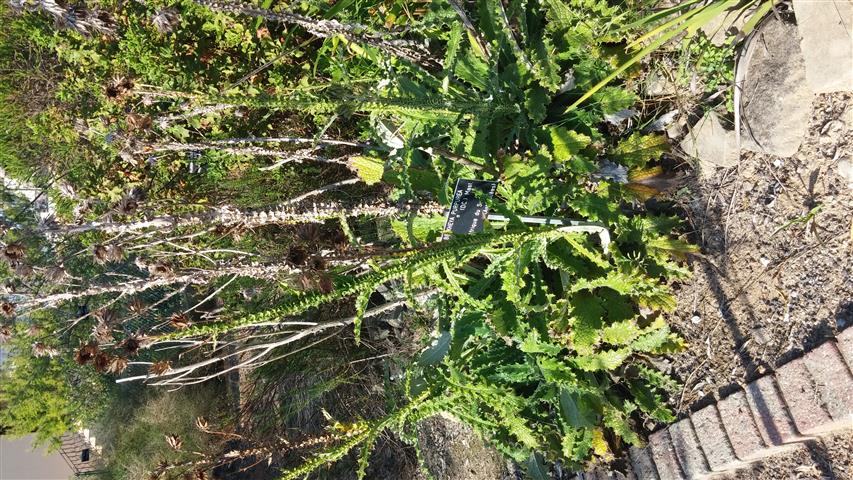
602,319,641,346
611,132,669,168
574,348,630,371
590,427,609,456
349,155,385,185
559,389,598,427
418,331,451,366
548,127,591,162
520,329,562,356
603,406,640,446
353,290,372,344
569,292,604,354
527,452,550,480
537,356,577,384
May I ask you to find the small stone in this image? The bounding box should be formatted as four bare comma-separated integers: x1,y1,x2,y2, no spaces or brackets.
691,315,702,325
759,257,771,268
740,18,813,158
645,71,677,97
820,120,846,145
681,112,739,175
793,0,853,93
837,158,853,189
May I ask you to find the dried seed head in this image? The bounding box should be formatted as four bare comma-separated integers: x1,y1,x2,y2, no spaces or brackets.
75,342,99,365
107,244,124,262
125,113,152,132
2,242,25,263
165,433,182,451
95,308,118,325
14,263,33,278
128,297,146,314
0,325,12,344
169,313,191,330
317,275,334,294
26,324,41,337
195,416,209,431
115,195,139,215
297,273,313,291
151,7,180,34
1,302,15,318
105,76,134,102
44,266,67,282
94,244,124,264
149,262,173,277
93,244,110,264
308,256,326,271
93,351,111,372
296,224,322,244
149,360,172,375
107,356,128,374
92,321,114,343
32,342,59,358
286,245,308,266
121,333,148,356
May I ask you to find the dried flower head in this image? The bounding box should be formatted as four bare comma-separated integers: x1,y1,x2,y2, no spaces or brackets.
2,242,25,263
93,244,110,264
94,244,124,264
169,313,191,330
297,273,313,291
107,356,129,374
44,266,67,282
195,416,209,431
93,352,111,372
128,297,146,314
296,224,322,244
121,333,147,356
151,7,180,34
32,342,59,358
165,433,182,451
14,263,33,278
107,244,125,262
317,275,334,294
308,256,326,271
286,245,308,266
105,76,134,102
1,302,15,318
0,325,12,344
115,195,139,215
149,262,174,277
95,308,118,325
150,360,172,375
75,342,99,365
125,113,152,132
92,321,114,343
26,324,41,337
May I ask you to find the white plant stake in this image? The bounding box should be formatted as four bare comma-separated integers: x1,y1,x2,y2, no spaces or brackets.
486,213,611,254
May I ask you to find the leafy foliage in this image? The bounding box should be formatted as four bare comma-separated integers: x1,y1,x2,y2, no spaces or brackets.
0,0,728,477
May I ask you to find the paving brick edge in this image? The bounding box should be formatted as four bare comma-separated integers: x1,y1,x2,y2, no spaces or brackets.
583,327,853,480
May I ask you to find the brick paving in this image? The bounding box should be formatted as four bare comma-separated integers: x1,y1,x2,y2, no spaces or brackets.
614,328,853,480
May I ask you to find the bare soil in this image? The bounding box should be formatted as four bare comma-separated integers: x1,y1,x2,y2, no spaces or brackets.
664,92,853,476
720,431,853,480
669,91,853,414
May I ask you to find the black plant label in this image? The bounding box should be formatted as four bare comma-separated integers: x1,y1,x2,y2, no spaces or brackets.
443,179,498,239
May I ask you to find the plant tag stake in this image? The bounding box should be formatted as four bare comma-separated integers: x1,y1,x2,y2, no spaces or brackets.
443,179,498,239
